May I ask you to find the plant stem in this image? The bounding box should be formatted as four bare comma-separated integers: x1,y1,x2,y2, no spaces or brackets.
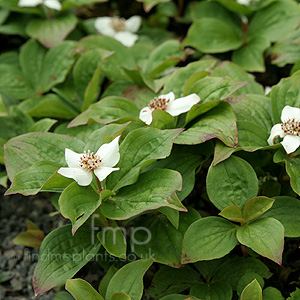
46,7,53,19
241,244,248,257
96,176,103,193
178,0,184,17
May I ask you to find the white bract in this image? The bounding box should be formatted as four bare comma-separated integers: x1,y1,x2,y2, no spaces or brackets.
268,106,300,154
139,92,201,125
264,86,272,95
94,16,141,47
18,0,61,10
237,0,251,6
57,136,121,186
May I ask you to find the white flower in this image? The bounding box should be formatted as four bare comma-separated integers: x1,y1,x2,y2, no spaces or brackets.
18,0,61,10
265,86,272,95
57,136,121,186
139,92,201,125
267,106,300,154
237,0,251,6
94,16,141,47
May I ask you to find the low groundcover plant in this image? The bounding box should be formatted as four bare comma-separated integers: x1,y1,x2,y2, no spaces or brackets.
1,0,300,300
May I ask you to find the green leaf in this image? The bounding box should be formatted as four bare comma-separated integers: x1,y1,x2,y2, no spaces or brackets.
62,0,107,9
262,287,284,300
26,13,77,48
147,266,199,298
188,77,247,104
114,86,156,111
82,52,114,112
105,259,153,300
212,140,235,166
52,74,82,110
287,288,300,300
237,218,284,265
181,217,238,263
160,296,200,300
150,110,175,129
0,64,35,99
144,144,205,201
0,51,19,67
33,224,101,296
136,0,171,12
247,0,300,42
270,28,300,67
274,148,300,196
175,102,238,147
0,171,8,187
121,67,155,90
68,97,139,127
97,220,126,259
0,14,28,37
207,155,258,211
73,49,107,102
0,9,9,25
190,1,240,27
19,94,78,119
54,291,75,300
84,123,128,153
54,122,103,143
185,100,221,125
163,60,218,98
4,132,84,180
99,265,118,298
106,127,182,191
271,75,300,124
0,94,7,117
237,273,264,296
182,71,210,97
110,292,131,300
101,169,186,220
66,279,104,300
240,279,262,300
76,35,135,82
178,208,202,234
142,40,184,77
227,94,272,151
232,35,270,72
219,205,245,223
213,257,271,290
190,282,232,300
243,196,274,222
29,118,57,133
211,61,264,95
38,41,77,93
132,214,183,268
0,138,5,164
5,161,64,196
0,106,34,141
13,220,44,248
262,196,300,238
19,39,46,91
184,18,242,53
59,182,101,235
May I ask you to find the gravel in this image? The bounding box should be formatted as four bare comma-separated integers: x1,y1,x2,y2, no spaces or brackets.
0,188,65,300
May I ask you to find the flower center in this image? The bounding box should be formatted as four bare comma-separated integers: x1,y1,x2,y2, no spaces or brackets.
281,118,300,135
110,17,126,32
79,150,102,171
149,97,170,111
